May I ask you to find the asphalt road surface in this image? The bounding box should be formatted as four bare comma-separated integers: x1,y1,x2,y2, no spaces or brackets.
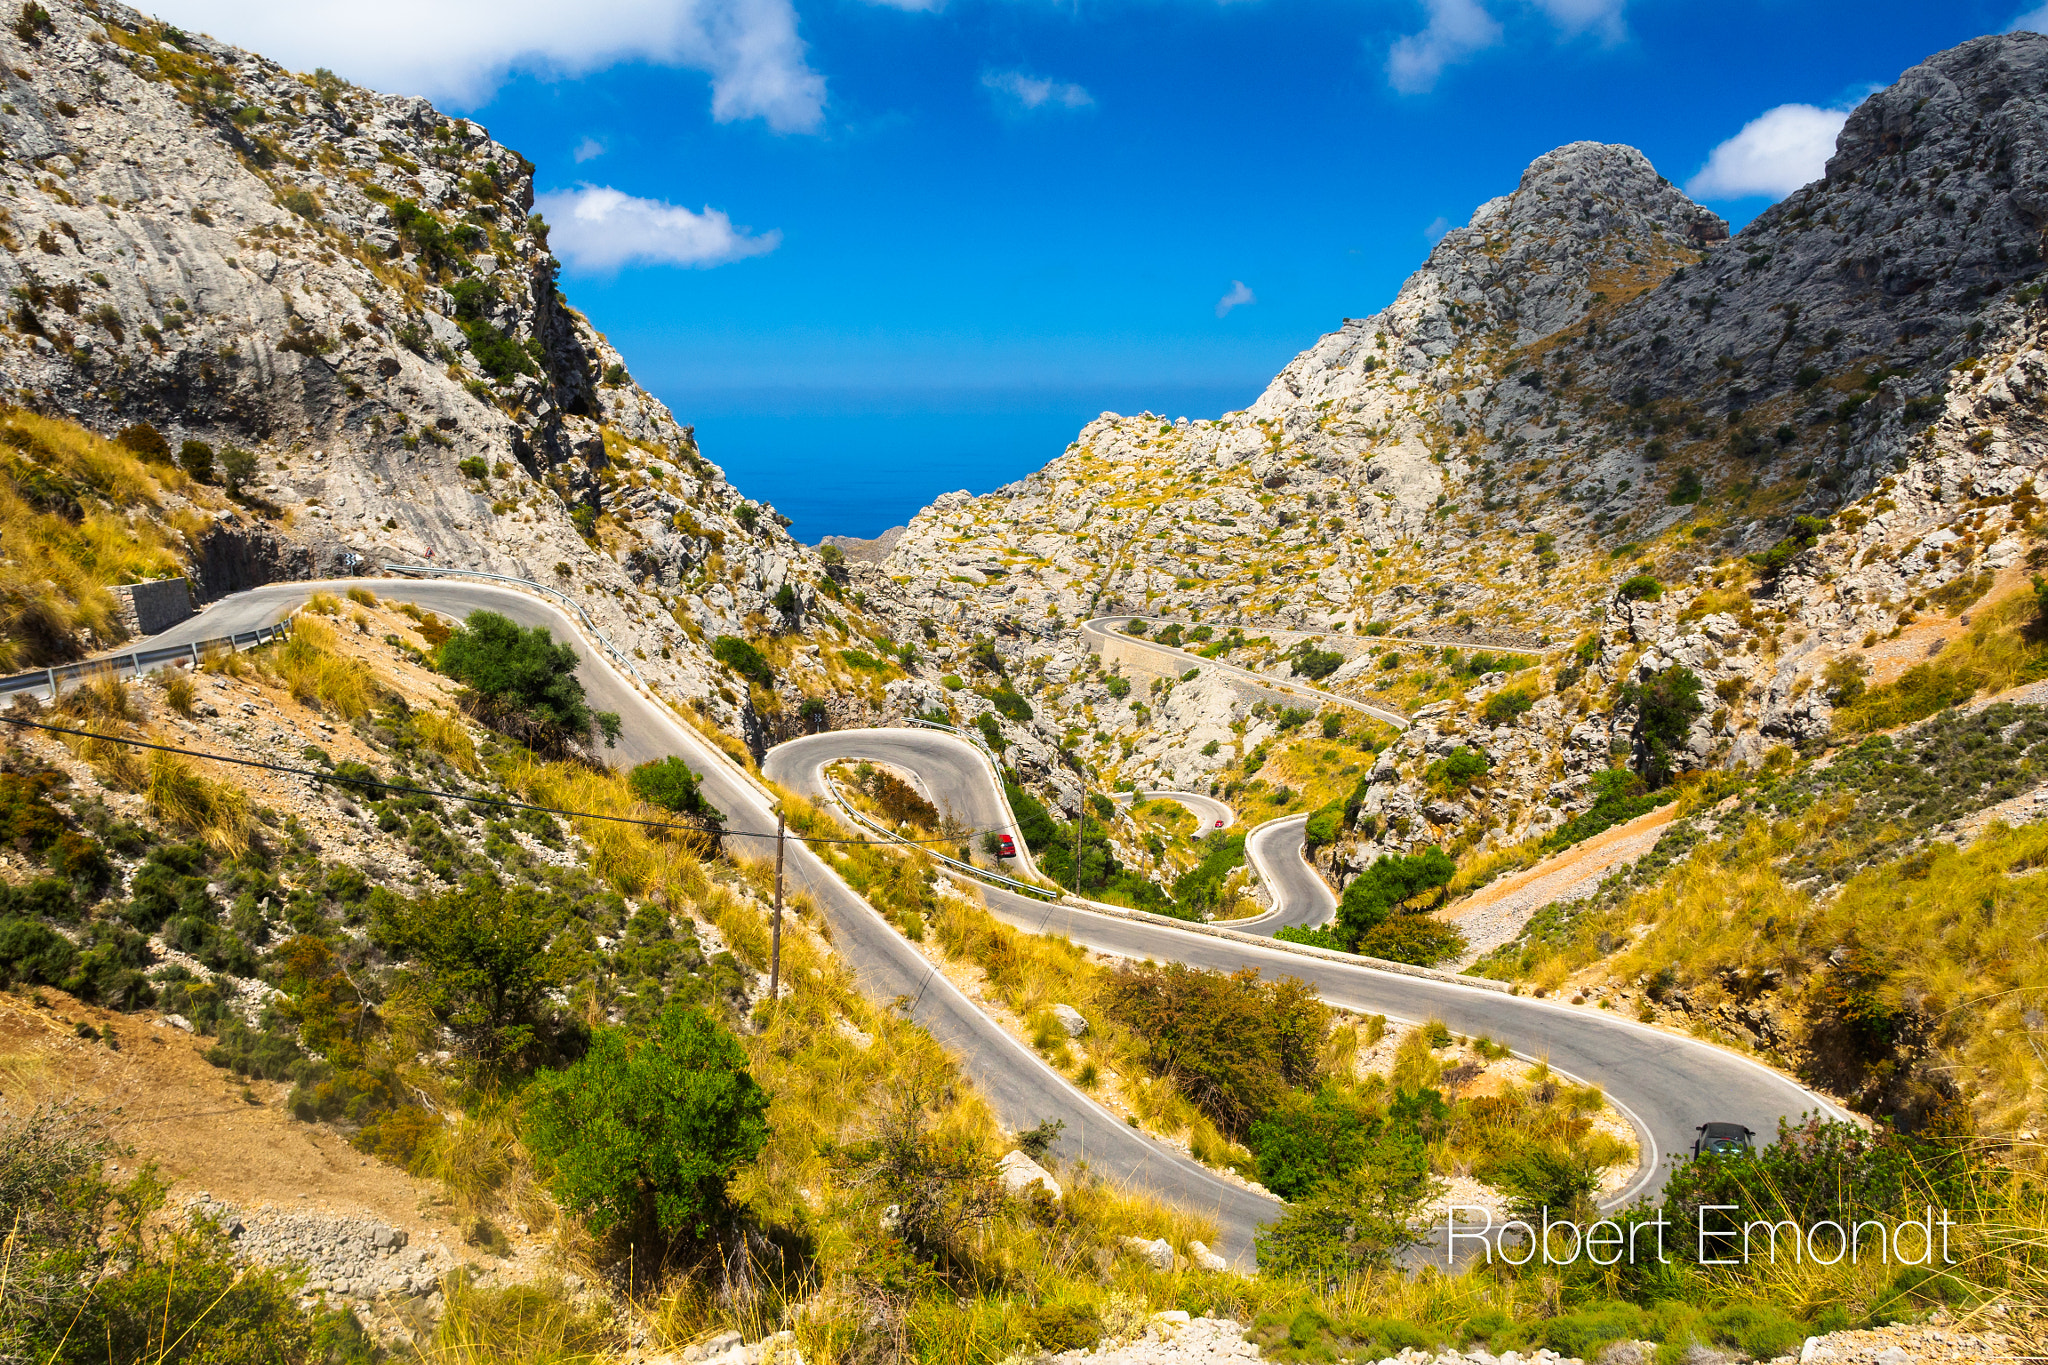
1234,814,1339,933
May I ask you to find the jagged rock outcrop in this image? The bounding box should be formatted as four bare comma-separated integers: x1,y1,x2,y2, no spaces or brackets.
0,0,858,745
868,32,2048,896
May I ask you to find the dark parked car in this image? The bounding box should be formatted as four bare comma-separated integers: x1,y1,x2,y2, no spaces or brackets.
1693,1122,1756,1158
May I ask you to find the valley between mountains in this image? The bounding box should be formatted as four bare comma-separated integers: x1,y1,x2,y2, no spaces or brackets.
2,4,2047,1362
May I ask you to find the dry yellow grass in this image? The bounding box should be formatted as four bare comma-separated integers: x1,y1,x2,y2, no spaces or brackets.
0,409,215,667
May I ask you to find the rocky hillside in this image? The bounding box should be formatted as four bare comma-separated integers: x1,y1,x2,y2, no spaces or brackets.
0,0,883,751
855,33,2048,914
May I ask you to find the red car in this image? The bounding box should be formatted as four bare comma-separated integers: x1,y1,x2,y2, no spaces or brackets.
996,834,1016,859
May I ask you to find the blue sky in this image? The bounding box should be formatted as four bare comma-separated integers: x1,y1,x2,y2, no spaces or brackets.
161,0,2045,539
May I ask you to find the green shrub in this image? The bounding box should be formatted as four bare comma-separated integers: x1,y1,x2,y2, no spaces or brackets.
177,439,214,483
372,878,569,1071
1541,768,1666,853
1667,467,1703,504
458,456,488,480
0,914,75,986
1425,746,1489,793
1249,1086,1405,1199
1482,686,1536,727
1098,960,1326,1135
1104,675,1131,700
1750,515,1830,576
439,610,621,750
1302,805,1345,852
988,686,1033,722
1018,1303,1102,1352
525,1001,768,1255
1289,642,1343,680
1354,913,1466,966
627,757,721,820
113,422,170,461
772,583,798,616
710,634,774,690
1253,1149,1434,1275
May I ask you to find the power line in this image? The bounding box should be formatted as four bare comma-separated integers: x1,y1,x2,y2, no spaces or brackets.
0,715,1007,850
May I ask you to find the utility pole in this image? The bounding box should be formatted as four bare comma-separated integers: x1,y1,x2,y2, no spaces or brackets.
770,807,785,1003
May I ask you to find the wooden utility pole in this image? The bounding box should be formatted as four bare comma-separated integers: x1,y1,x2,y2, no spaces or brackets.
770,808,785,1002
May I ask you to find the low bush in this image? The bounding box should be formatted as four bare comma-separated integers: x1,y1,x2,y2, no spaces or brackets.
628,756,721,821
439,610,621,751
711,634,774,690
1482,686,1536,727
1426,746,1489,794
1097,961,1326,1136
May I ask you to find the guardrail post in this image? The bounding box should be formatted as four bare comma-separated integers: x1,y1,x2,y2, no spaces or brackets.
189,643,200,667
45,667,55,699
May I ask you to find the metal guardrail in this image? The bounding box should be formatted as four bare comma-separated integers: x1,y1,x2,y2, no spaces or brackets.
826,778,1058,901
380,563,651,689
0,615,300,699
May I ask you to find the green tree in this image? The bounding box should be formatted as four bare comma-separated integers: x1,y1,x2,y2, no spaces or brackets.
1334,847,1456,950
628,757,721,821
436,610,620,751
177,439,214,483
373,879,566,1070
217,446,258,499
1620,665,1706,786
1253,1137,1437,1277
524,1001,769,1256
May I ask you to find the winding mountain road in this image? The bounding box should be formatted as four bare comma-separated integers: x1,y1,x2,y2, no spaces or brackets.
139,578,1280,1265
146,575,1851,1271
1082,616,1412,730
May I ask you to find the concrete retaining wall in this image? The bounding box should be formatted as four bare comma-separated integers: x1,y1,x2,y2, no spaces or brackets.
111,578,193,638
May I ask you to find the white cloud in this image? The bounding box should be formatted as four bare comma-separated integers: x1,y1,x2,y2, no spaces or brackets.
534,185,781,272
2015,5,2048,34
573,136,606,163
1215,281,1255,318
1386,0,1503,95
981,69,1094,112
1686,103,1850,201
145,0,826,132
1530,0,1625,41
1423,215,1452,244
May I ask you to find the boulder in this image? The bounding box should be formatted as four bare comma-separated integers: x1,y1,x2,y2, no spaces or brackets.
996,1150,1062,1202
1121,1235,1177,1270
1051,1003,1089,1037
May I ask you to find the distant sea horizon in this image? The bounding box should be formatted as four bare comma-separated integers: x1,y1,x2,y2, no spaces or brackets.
662,382,1264,545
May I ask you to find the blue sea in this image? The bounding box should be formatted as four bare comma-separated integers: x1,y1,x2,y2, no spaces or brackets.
664,383,1262,545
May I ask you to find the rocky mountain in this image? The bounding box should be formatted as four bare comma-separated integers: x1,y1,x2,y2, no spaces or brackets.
0,0,875,752
858,32,2048,907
